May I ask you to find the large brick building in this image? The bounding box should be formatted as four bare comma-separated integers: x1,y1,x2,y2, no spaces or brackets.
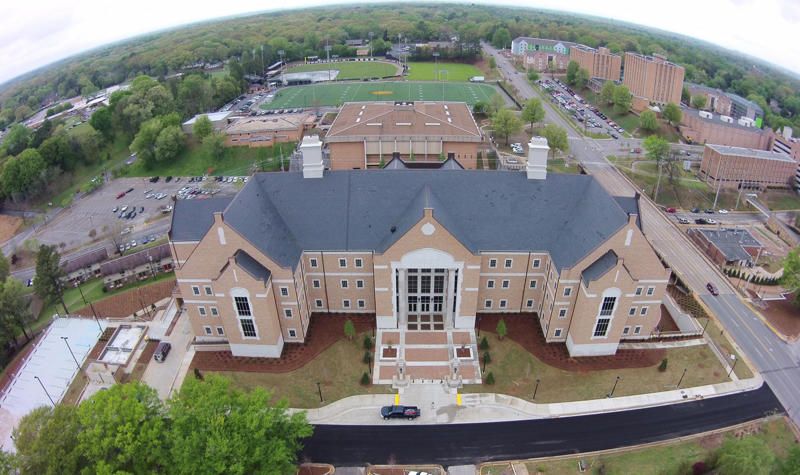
169,137,674,383
679,108,771,149
324,101,483,169
685,83,764,123
569,45,622,82
224,113,313,148
623,53,685,110
511,37,575,72
699,144,796,190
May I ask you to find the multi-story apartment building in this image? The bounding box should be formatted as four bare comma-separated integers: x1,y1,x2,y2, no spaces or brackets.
623,53,685,110
510,37,575,72
685,83,764,124
569,45,622,82
169,136,673,383
679,108,770,149
324,101,483,169
699,144,796,190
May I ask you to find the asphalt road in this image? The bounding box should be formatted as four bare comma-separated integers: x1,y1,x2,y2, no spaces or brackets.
483,45,800,427
301,384,782,466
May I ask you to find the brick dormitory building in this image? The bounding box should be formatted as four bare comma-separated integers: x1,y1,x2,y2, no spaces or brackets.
169,133,682,382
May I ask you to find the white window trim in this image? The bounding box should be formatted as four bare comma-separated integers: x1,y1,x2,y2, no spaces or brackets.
280,286,289,297
529,279,537,289
484,299,492,309
340,279,348,289
504,259,513,269
342,299,351,309
315,299,324,308
634,325,642,335
203,286,213,296
309,258,318,268
488,258,497,268
640,306,649,316
216,326,225,336
283,308,293,318
487,279,495,289
338,258,347,268
203,325,212,335
526,299,534,308
312,279,321,288
198,306,207,317
355,258,364,268
231,289,259,340
210,306,219,317
558,308,567,318
191,285,200,296
563,287,572,297
356,279,365,288
646,286,655,296
532,259,541,268
628,306,637,316
357,299,366,309
288,328,298,338
499,299,508,309
554,328,563,337
501,280,510,289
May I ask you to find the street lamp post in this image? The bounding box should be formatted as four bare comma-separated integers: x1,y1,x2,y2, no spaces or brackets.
676,368,688,388
607,376,621,398
533,378,541,400
34,376,55,407
316,381,324,403
61,336,81,371
75,282,103,332
728,354,738,378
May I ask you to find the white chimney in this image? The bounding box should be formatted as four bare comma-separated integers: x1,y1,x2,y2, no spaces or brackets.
300,135,324,179
527,136,549,180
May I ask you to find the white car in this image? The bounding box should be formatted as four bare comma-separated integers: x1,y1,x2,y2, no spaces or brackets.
718,209,729,214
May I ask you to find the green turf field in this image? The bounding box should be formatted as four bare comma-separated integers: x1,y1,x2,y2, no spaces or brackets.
261,81,498,109
407,62,483,81
287,61,399,80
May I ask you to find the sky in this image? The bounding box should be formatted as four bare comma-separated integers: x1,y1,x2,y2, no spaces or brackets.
1,0,799,85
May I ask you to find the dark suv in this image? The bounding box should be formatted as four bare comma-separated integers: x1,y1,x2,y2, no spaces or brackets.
380,405,421,420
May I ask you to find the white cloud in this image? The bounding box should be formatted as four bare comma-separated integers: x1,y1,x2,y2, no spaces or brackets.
0,0,798,87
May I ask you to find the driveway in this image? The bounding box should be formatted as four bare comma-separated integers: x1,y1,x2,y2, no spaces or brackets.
141,309,193,399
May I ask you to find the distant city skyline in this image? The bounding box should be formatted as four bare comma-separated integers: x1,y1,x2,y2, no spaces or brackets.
1,0,798,87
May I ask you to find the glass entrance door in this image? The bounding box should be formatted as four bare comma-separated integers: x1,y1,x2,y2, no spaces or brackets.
406,268,446,330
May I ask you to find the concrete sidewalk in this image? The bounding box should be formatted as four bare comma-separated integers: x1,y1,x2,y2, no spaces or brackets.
295,375,764,425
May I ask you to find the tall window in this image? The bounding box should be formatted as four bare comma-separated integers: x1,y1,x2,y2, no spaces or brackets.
593,318,611,337
599,296,616,316
355,258,363,268
504,258,512,268
240,319,257,338
234,296,252,317
489,258,497,268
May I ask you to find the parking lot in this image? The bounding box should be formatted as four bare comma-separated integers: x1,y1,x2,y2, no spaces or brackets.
29,176,241,253
539,79,624,139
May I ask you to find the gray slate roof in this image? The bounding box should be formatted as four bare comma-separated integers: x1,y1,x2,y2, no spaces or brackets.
697,228,762,262
613,195,641,230
234,250,272,283
170,197,233,242
219,170,631,271
581,250,618,285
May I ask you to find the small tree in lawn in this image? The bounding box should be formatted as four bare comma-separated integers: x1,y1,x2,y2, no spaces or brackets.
521,98,545,131
492,108,523,146
496,318,507,340
479,336,490,350
363,350,372,364
658,358,668,372
363,334,373,350
344,319,356,340
361,372,371,385
663,102,682,125
639,110,659,132
485,372,495,385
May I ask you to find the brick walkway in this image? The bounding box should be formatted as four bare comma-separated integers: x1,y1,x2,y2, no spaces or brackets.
477,314,666,371
191,314,375,373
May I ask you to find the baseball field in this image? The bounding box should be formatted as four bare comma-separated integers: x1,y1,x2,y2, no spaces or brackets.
287,60,400,80
260,81,499,109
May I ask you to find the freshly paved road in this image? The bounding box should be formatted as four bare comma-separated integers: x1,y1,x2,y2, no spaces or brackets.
301,384,782,466
484,44,800,426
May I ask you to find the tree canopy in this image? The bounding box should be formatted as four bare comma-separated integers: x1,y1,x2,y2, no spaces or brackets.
521,98,545,130
612,85,633,114
541,124,569,158
639,110,659,132
781,248,800,305
492,108,523,145
716,437,775,475
663,102,682,125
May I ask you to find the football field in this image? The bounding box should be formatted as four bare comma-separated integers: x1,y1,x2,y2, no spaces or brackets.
406,62,483,81
261,81,498,109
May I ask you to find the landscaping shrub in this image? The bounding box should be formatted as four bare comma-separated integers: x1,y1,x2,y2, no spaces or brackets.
659,358,668,372
360,372,371,385
483,351,491,365
479,336,489,350
363,335,373,350
343,319,355,340
485,372,495,385
363,350,372,364
496,318,507,340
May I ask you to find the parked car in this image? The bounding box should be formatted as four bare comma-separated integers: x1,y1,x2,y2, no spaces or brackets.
718,209,729,214
149,176,160,183
677,217,690,224
695,218,708,224
665,207,676,213
380,405,421,420
691,207,700,213
153,342,172,362
112,206,118,213
704,208,714,214
126,187,134,193
706,282,719,296
116,191,126,199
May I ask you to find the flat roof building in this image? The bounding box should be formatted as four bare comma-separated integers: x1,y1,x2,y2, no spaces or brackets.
623,53,685,110
224,113,314,148
699,144,796,190
687,228,763,267
685,82,764,123
182,111,233,134
569,45,622,82
679,108,771,149
511,37,575,56
325,101,483,169
169,142,674,383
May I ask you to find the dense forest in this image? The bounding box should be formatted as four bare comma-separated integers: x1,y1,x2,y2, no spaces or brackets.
1,4,799,131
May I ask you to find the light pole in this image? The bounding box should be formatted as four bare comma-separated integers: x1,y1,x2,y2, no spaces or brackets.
676,368,688,388
75,282,103,332
316,381,324,403
34,376,55,407
61,336,81,371
728,354,738,378
533,378,540,400
701,318,711,336
432,52,440,90
607,375,621,398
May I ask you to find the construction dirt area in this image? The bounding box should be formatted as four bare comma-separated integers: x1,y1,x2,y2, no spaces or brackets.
0,215,22,244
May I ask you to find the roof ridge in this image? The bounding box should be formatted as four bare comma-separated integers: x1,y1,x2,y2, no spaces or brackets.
329,107,394,136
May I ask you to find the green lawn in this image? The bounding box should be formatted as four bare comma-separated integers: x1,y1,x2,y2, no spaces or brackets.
261,81,498,110
463,333,729,403
485,417,796,475
287,61,398,80
214,332,386,408
548,159,582,174
121,140,294,177
407,62,483,81
583,89,680,142
38,271,176,321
